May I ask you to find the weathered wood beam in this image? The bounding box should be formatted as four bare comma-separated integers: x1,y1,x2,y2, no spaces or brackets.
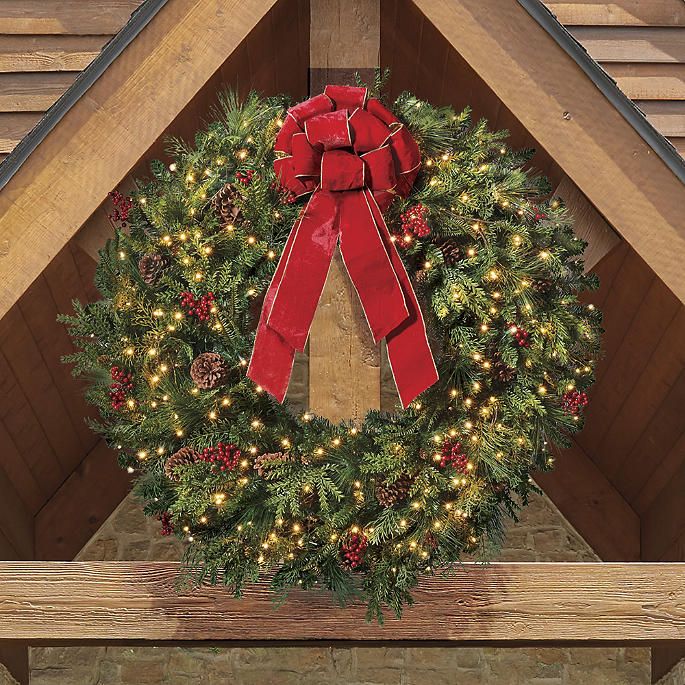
0,562,684,643
411,0,685,303
308,0,382,422
0,0,279,320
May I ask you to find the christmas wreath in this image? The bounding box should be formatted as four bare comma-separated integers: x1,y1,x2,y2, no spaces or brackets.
62,83,601,620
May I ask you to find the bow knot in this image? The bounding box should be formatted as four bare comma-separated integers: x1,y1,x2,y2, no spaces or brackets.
248,86,438,408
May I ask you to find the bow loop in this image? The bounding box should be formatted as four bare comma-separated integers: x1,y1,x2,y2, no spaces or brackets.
321,150,365,191
362,146,396,193
350,108,391,153
291,134,322,177
249,87,438,408
305,109,351,150
324,85,367,110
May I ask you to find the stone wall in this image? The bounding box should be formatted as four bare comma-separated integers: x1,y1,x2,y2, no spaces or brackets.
29,492,651,685
0,664,17,685
658,660,685,685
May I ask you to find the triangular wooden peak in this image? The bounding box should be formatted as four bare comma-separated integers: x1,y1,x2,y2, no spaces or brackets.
0,1,683,681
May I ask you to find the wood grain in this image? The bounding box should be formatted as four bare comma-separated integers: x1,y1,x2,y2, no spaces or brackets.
410,0,685,306
310,0,380,68
0,1,141,35
309,253,381,421
637,100,685,137
0,73,77,112
0,113,42,153
545,0,685,26
570,27,685,63
308,0,382,422
0,562,684,642
535,440,640,561
0,35,109,73
603,63,685,101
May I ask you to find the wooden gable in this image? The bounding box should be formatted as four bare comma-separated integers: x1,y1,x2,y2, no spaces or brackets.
0,1,683,684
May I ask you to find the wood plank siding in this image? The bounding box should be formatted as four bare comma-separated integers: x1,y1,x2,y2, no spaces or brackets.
544,1,685,153
0,1,144,161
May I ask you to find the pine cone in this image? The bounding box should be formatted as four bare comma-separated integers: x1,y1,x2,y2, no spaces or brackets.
253,451,291,477
491,357,516,383
211,182,241,226
138,253,170,285
164,447,200,481
190,352,230,390
375,473,414,507
532,278,553,294
435,237,462,266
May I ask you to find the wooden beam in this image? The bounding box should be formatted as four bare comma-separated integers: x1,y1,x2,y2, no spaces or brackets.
410,0,685,303
532,180,636,561
0,453,33,561
308,0,382,422
74,177,139,261
0,562,684,643
34,441,131,560
0,0,279,321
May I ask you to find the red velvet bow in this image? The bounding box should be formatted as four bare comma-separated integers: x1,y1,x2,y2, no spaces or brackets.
248,85,438,408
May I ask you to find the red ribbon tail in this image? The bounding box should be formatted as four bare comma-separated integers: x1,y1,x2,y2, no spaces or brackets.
247,192,338,401
365,193,439,407
338,190,409,342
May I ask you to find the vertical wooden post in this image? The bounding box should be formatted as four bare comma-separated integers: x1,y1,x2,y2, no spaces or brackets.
308,0,381,422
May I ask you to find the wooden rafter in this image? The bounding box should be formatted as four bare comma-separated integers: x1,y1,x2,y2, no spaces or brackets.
0,562,684,643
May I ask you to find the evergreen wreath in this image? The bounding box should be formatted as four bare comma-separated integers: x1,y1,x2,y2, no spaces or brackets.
62,81,602,620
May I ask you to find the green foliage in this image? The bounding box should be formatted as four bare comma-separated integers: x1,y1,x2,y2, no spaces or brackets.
62,89,602,621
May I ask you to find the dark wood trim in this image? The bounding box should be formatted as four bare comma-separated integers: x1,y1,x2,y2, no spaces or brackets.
0,645,28,685
34,441,131,560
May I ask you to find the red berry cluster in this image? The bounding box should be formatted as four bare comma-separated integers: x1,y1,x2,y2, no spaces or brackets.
159,511,174,536
236,169,254,186
200,443,242,472
508,324,530,348
400,203,430,238
179,291,216,322
270,180,296,204
532,206,547,221
340,531,368,570
109,366,134,410
561,390,589,416
439,439,469,472
108,190,133,226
